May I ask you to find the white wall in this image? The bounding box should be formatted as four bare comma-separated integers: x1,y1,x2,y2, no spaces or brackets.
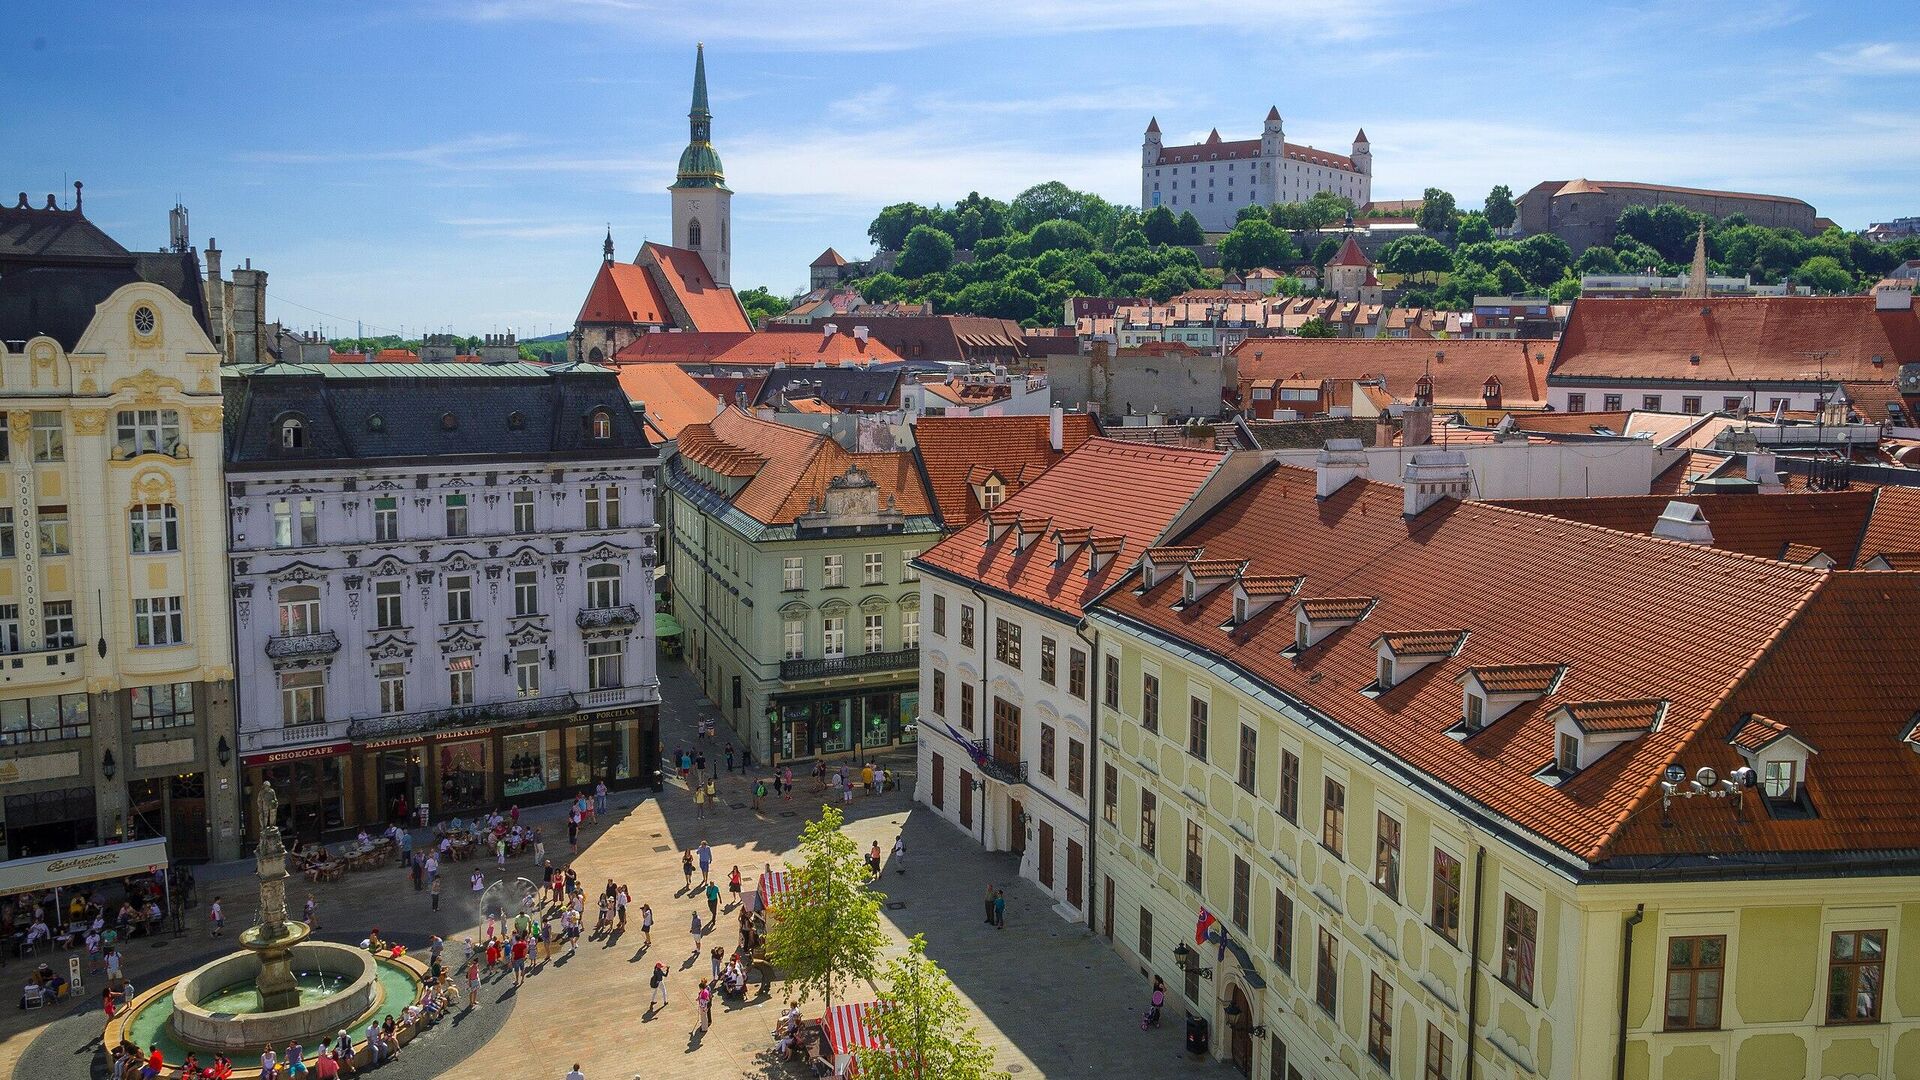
1261,439,1658,499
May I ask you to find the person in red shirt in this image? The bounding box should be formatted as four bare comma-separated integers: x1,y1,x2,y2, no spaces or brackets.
141,1046,164,1079
313,1051,340,1080
209,1055,235,1080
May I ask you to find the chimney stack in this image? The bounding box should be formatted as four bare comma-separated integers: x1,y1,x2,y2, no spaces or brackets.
853,325,870,345
1373,411,1395,447
1652,501,1715,544
1401,449,1471,516
1744,451,1783,492
1049,405,1064,452
823,322,839,340
1401,404,1432,448
1314,438,1371,498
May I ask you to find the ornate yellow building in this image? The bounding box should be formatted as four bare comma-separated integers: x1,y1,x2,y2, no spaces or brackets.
0,190,239,861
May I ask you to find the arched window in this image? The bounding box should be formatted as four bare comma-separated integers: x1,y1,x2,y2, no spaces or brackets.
277,585,321,637
280,417,306,449
440,412,459,431
507,411,526,431
687,218,702,248
590,410,612,440
586,348,604,364
586,563,621,609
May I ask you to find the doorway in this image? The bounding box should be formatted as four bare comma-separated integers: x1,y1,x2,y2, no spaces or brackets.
960,770,973,828
168,773,208,861
1008,797,1026,857
1038,820,1054,887
1066,839,1083,908
1227,984,1252,1076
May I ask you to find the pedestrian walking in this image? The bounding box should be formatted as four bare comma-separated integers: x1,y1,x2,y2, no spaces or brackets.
783,765,795,800
682,851,695,891
697,840,713,884
511,934,529,986
690,909,705,956
866,841,882,880
210,897,224,937
648,962,669,1009
532,832,545,868
471,869,485,894
616,885,629,930
813,760,827,792
841,773,854,806
725,744,735,773
304,895,319,929
425,853,440,884
697,978,712,1030
566,1065,585,1080
983,886,995,925
752,777,766,811
994,888,1007,928
398,827,413,867
695,749,707,774
892,836,906,875
465,958,480,1007
431,875,442,910
709,945,723,982
410,852,424,892
568,816,579,855
862,762,876,796
640,903,654,945
705,880,720,922
742,745,754,770
727,866,741,907
704,776,718,812
496,837,507,869
595,780,608,816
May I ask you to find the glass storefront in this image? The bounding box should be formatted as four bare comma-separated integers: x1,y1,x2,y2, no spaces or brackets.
503,730,560,799
3,787,96,858
377,749,425,823
569,720,632,788
862,693,892,750
899,691,918,745
772,686,915,762
820,699,854,755
254,758,348,844
437,738,493,814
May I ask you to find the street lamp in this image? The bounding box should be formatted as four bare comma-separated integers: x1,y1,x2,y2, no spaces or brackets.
216,736,231,768
1172,942,1213,980
1223,998,1267,1039
101,749,116,781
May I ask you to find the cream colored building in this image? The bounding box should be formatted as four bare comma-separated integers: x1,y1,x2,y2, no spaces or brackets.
0,192,239,861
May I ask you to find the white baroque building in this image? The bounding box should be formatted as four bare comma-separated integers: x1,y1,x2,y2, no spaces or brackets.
223,360,660,843
1142,108,1372,232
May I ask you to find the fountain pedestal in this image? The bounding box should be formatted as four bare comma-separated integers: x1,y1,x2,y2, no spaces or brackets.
240,822,310,1011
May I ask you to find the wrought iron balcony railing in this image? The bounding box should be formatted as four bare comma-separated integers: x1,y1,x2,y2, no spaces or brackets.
265,631,342,660
347,692,579,741
575,604,641,630
780,647,919,682
969,739,1029,785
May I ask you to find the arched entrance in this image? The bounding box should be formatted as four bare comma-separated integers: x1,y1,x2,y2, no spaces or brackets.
1226,983,1252,1076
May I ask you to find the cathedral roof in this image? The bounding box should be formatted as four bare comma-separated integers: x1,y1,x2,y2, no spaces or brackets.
642,242,752,333
577,260,671,327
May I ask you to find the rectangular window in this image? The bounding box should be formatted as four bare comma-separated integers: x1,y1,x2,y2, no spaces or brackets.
959,605,974,648
994,618,1022,669
1315,929,1339,1016
587,639,623,690
129,683,194,731
1141,674,1160,733
784,617,805,660
823,615,846,658
864,612,884,653
36,511,69,556
1280,750,1300,824
1273,889,1294,977
863,551,884,585
1682,396,1702,414
129,503,180,554
445,575,473,622
31,411,63,462
902,606,919,649
1501,896,1538,1001
1431,850,1462,944
933,594,946,636
444,493,468,536
960,683,975,731
1322,778,1346,856
1,692,91,742
1642,394,1663,411
499,567,536,616
1557,732,1580,774
374,496,399,541
375,580,403,629
584,484,620,529
1231,856,1250,930
931,670,947,717
511,490,535,533
1039,723,1056,779
447,657,476,705
1374,812,1402,900
1367,974,1393,1069
901,550,919,582
1188,697,1208,760
1723,396,1745,412
823,554,844,588
1101,763,1117,824
515,649,541,696
378,663,407,713
132,595,185,646
280,670,325,725
1603,393,1623,411
1184,819,1203,889
0,604,19,653
783,557,804,590
1138,908,1154,964
277,589,321,637
1664,935,1725,1031
1237,723,1257,791
1076,649,1092,701
991,698,1021,763
1068,739,1085,797
1827,929,1886,1024
0,509,13,559
1040,637,1057,685
114,409,181,456
1425,1023,1454,1080
1140,790,1157,853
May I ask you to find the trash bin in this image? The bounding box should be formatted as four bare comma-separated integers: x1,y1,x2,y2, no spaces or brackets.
1185,1013,1209,1055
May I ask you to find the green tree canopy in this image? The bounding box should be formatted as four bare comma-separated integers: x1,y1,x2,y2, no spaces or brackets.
1142,205,1179,246
1793,255,1852,294
1296,317,1338,338
1174,211,1205,245
1454,213,1493,245
1417,188,1459,234
1271,191,1355,231
1027,219,1097,256
897,225,957,278
1378,235,1452,282
870,203,936,251
857,272,909,303
737,286,791,326
856,935,1009,1080
1483,185,1517,230
762,806,887,1010
1218,218,1298,273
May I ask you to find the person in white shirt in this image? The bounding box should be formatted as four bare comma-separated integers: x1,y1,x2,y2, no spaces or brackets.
566,1067,586,1080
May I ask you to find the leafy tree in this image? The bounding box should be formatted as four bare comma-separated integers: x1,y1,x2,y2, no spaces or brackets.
1483,185,1516,230
1235,204,1270,224
869,203,936,251
762,806,886,1011
858,273,909,303
1547,274,1582,303
1512,234,1573,288
1174,211,1205,245
1454,214,1493,245
1218,219,1297,273
1615,203,1702,263
1793,255,1852,294
1417,188,1459,234
1296,317,1337,338
1575,246,1624,276
1271,191,1355,231
856,935,1009,1080
1027,219,1097,256
897,225,956,278
737,286,792,326
1142,205,1179,246
1379,235,1452,282
1275,275,1307,297
1114,225,1147,251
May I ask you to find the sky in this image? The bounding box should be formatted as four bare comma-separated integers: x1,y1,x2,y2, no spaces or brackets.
8,0,1919,335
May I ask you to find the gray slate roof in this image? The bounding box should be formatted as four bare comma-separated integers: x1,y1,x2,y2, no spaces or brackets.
754,367,902,408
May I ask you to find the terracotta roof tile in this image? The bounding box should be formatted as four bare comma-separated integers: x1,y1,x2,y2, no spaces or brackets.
1298,596,1374,622
615,363,720,439
1728,712,1794,753
1239,575,1301,598
1464,664,1564,695
912,414,1097,528
1491,490,1878,566
1378,630,1468,658
640,242,752,332
1145,546,1204,564
676,407,928,524
1859,487,1920,563
1551,296,1919,385
1187,559,1245,577
1564,699,1666,735
1780,542,1827,564
612,329,900,368
1328,236,1371,267
1235,337,1549,410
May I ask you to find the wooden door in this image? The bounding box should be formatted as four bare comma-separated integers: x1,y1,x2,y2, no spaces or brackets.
1038,820,1054,887
1009,798,1025,856
1229,984,1252,1076
960,770,973,828
1066,839,1083,908
168,773,208,861
932,755,945,810
1102,875,1114,939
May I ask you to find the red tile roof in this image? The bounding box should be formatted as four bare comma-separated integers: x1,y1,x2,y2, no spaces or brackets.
811,248,848,268
612,328,902,369
675,407,929,525
1564,699,1666,735
577,260,672,327
1378,630,1468,658
911,413,1098,528
1550,296,1920,385
1239,575,1300,598
641,242,752,333
1729,712,1795,753
1548,179,1811,208
1858,487,1920,564
1489,490,1879,567
917,438,1225,621
1151,134,1355,171
1298,596,1374,622
1465,664,1564,695
615,363,720,439
1235,337,1550,410
1328,236,1371,268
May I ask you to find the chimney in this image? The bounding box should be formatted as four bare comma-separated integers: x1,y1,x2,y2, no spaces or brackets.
1652,500,1715,545
1314,438,1371,498
1049,405,1064,451
853,325,870,345
1401,449,1471,516
230,265,268,365
1401,404,1432,448
822,322,839,340
1744,451,1783,492
1373,411,1395,447
203,239,227,359
1874,279,1915,311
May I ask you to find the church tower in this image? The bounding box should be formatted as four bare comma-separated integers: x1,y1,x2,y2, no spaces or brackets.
670,43,731,287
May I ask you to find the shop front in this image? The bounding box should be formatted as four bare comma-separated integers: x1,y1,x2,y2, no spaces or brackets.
241,742,353,847
770,684,917,764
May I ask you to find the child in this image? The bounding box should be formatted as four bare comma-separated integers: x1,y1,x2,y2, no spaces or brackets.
208,897,224,937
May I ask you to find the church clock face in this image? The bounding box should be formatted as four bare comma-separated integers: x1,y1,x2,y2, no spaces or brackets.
688,199,701,211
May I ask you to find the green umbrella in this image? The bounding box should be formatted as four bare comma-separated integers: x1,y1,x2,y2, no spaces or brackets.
655,612,684,638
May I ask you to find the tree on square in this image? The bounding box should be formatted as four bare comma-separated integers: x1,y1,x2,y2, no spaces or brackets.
763,805,886,1011
856,934,1009,1080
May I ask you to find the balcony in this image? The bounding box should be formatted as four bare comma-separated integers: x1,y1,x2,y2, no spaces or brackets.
575,605,641,631
240,719,353,754
578,684,660,710
970,739,1029,786
265,631,342,661
347,692,579,741
0,646,83,688
781,647,919,682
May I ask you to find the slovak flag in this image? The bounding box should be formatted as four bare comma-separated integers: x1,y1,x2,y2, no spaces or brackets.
1195,907,1216,946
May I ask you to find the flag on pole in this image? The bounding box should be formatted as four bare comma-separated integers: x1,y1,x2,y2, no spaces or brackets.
1195,907,1216,946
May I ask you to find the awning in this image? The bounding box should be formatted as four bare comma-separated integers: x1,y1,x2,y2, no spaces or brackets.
822,999,894,1063
0,837,169,895
755,867,791,911
656,612,684,638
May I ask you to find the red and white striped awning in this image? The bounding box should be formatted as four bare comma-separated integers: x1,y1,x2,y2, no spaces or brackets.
822,999,893,1064
756,868,792,909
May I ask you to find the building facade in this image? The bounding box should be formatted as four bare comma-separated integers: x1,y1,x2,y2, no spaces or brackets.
1142,109,1372,233
663,407,934,766
0,190,242,862
223,362,659,843
1515,179,1819,253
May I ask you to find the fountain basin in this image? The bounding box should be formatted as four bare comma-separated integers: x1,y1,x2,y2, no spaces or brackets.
170,941,379,1052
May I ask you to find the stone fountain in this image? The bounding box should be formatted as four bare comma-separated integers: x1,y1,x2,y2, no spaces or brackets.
237,781,310,1009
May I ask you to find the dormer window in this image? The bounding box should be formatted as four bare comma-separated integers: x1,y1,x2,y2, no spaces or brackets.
1464,693,1484,728
1294,618,1309,653
1372,630,1466,691
1762,760,1797,801
590,410,612,440
1233,595,1248,624
1556,733,1580,774
1295,597,1374,650
1376,655,1394,690
1183,578,1196,603
1547,699,1666,780
1729,714,1817,810
979,477,1006,509
280,417,306,449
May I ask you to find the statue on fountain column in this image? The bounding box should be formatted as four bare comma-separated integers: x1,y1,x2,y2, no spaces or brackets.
254,780,289,937
256,780,280,838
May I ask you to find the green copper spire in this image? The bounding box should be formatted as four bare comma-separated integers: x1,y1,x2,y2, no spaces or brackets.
673,43,727,191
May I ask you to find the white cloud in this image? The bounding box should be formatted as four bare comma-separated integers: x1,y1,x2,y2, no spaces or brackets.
1818,42,1920,75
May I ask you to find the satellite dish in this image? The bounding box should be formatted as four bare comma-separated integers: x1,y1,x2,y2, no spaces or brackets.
1694,766,1719,789
1663,763,1686,785
1728,766,1756,788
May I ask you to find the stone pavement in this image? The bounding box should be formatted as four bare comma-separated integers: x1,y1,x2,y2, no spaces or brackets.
5,663,1234,1079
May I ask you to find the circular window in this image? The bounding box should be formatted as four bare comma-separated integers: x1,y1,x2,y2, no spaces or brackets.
507,412,525,431
366,415,385,432
440,413,459,431
133,306,156,335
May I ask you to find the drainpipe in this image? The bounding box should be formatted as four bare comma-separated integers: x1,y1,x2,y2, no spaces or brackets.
1463,844,1486,1080
1616,904,1646,1080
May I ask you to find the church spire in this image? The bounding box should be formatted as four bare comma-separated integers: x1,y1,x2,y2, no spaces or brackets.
603,225,614,263
672,43,727,191
691,41,710,119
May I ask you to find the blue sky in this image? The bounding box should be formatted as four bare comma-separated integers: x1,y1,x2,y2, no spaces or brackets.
9,0,1918,334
